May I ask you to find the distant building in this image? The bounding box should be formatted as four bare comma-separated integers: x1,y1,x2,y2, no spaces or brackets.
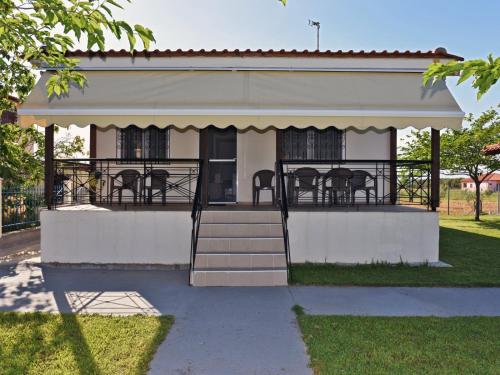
483,143,500,156
461,174,500,192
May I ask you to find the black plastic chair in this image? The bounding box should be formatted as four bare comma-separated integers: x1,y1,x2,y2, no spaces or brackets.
292,167,320,206
252,170,275,205
109,169,141,205
351,170,377,204
144,169,169,205
322,168,353,206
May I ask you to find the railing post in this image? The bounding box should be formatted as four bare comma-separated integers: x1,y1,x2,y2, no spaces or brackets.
44,125,54,209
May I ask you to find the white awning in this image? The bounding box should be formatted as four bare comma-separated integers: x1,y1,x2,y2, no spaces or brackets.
18,70,463,130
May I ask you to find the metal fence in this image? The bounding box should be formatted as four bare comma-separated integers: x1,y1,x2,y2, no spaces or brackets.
1,186,45,232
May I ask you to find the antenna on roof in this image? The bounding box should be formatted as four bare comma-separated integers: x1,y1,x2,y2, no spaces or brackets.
308,20,320,51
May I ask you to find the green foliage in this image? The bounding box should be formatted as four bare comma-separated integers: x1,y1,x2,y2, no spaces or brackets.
0,0,155,106
0,124,44,186
423,54,500,99
0,124,86,186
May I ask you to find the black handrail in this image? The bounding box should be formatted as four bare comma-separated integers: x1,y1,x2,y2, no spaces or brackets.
189,160,204,286
276,160,291,282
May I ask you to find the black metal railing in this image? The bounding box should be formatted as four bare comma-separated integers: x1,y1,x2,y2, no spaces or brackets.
280,159,432,209
276,160,291,282
189,160,204,286
50,158,201,208
2,186,45,232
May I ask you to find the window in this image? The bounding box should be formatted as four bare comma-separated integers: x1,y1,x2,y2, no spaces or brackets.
117,125,169,160
281,127,344,160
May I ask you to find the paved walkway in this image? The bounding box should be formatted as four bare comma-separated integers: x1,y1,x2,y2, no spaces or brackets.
1,263,500,374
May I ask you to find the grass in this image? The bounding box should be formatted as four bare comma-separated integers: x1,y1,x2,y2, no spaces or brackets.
295,313,500,375
0,312,173,375
291,215,500,286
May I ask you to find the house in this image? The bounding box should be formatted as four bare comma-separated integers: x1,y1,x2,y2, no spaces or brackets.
483,143,500,156
18,48,464,286
461,174,500,192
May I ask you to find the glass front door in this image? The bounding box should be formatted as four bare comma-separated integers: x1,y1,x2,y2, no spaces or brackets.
207,127,237,203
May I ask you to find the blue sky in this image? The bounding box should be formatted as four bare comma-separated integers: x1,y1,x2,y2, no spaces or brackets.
65,0,499,144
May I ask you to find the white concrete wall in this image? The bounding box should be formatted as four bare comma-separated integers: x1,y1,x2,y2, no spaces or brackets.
41,209,192,265
237,129,276,203
288,211,439,264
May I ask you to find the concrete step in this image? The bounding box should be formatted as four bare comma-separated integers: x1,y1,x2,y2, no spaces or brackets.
198,223,283,238
197,237,285,253
201,210,281,224
195,253,286,269
192,269,288,286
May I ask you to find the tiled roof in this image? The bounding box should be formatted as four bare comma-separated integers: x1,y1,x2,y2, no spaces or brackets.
461,173,500,183
483,143,500,155
66,47,463,60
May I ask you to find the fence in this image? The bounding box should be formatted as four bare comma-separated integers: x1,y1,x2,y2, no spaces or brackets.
1,184,45,233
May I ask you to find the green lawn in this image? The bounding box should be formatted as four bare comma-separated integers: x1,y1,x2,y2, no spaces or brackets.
0,312,173,375
291,215,500,286
295,313,500,375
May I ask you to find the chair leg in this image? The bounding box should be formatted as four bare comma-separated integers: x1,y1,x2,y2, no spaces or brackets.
366,189,370,205
252,188,256,205
271,188,275,206
256,190,260,205
118,190,122,205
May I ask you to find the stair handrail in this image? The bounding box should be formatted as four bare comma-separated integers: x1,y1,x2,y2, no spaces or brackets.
189,160,204,285
276,160,291,282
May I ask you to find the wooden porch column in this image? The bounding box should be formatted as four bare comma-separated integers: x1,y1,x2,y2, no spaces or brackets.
89,124,97,203
44,125,54,209
89,124,97,158
199,128,209,206
431,128,440,211
275,129,283,203
389,127,397,204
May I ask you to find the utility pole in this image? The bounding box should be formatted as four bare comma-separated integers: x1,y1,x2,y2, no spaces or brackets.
308,20,320,51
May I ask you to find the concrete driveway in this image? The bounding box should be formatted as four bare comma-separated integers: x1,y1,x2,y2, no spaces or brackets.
0,228,40,263
1,262,500,375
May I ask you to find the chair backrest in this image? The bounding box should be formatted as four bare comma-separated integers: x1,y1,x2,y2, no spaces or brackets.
149,169,169,189
324,168,353,189
294,167,320,189
351,170,373,190
253,170,274,188
116,169,141,189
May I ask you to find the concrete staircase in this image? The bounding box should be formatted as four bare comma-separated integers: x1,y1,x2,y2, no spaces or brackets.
192,210,288,286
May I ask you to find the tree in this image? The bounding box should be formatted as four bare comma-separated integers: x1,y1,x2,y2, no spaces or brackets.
400,109,500,221
1,0,155,111
0,124,86,186
423,55,500,100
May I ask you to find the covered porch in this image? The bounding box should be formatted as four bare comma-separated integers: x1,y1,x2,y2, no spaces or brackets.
17,55,463,283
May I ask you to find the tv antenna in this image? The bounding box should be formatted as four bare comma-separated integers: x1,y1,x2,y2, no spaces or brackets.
308,19,320,51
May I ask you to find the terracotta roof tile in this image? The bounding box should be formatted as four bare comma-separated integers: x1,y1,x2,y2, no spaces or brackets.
461,173,500,183
65,48,463,60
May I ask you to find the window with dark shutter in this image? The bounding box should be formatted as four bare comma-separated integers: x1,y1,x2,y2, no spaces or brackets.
281,127,344,160
117,125,169,161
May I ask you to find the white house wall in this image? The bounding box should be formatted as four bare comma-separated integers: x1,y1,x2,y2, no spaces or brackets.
96,126,199,159
288,211,439,264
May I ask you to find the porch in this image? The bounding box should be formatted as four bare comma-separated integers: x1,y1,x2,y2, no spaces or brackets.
17,50,465,285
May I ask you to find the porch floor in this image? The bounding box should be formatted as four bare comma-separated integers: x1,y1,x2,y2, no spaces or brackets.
53,202,429,213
